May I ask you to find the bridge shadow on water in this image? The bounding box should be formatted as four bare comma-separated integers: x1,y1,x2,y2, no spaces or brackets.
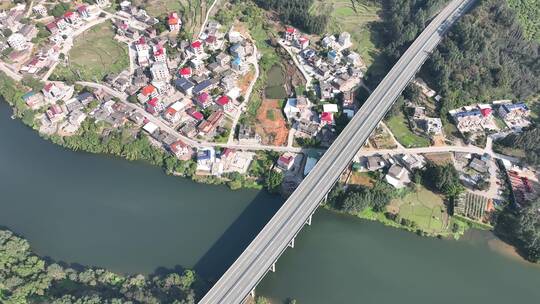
192,190,284,294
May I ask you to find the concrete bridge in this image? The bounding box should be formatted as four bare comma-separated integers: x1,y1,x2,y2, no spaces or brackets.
199,0,476,302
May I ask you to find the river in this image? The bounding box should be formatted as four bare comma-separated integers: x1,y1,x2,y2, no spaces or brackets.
1,100,540,303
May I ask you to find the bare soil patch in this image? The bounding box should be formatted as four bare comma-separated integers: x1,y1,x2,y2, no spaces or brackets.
255,99,289,146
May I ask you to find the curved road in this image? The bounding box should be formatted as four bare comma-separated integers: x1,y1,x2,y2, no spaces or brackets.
199,0,476,303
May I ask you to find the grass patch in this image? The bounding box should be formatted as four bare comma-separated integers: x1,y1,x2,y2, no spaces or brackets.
386,113,430,148
389,186,448,235
264,64,287,99
51,21,128,82
266,109,276,121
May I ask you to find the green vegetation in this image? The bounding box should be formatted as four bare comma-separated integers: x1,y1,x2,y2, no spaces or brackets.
507,0,540,42
51,21,129,83
311,0,382,65
327,181,395,214
254,0,329,34
48,119,197,178
265,64,288,99
386,113,430,148
497,127,540,165
423,0,540,114
364,0,445,86
496,199,540,263
0,228,198,304
265,170,284,193
422,163,464,198
0,72,36,128
389,186,448,235
49,2,71,18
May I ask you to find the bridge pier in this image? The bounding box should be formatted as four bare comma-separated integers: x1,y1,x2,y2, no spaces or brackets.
288,238,295,248
250,289,255,298
306,214,312,226
269,262,276,273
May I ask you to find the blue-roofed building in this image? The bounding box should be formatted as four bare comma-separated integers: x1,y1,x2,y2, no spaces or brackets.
22,91,44,110
232,56,242,71
452,108,484,133
498,102,530,119
192,78,218,95
327,50,339,64
174,78,195,95
197,147,216,173
76,92,94,105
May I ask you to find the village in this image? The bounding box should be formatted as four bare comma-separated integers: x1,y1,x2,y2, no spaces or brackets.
0,0,538,233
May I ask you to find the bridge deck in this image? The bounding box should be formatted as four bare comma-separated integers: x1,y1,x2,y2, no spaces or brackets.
199,0,475,302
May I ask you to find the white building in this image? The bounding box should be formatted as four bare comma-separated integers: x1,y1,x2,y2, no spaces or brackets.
32,5,48,17
338,32,351,48
150,62,170,81
7,33,28,51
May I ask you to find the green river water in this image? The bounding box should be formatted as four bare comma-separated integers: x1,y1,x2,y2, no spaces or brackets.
1,100,540,303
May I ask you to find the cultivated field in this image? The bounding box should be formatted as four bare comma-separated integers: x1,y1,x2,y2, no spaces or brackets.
52,21,128,82
310,0,382,65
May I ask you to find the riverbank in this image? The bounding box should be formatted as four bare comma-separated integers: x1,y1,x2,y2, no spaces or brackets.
0,227,200,303
0,72,275,193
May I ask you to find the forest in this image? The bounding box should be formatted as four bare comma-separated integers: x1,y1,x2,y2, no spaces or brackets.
498,127,540,165
423,0,540,114
253,0,329,34
0,229,198,304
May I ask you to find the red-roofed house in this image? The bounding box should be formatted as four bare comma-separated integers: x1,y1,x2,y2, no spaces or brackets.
46,21,58,34
284,27,297,41
277,153,295,170
195,92,211,109
164,107,180,123
63,11,80,24
205,35,220,50
179,67,192,78
295,36,309,50
168,12,181,31
153,45,166,62
146,97,164,114
320,112,334,125
46,104,66,123
215,95,232,111
480,107,492,117
190,40,204,56
169,140,192,160
188,109,204,121
76,5,90,18
137,85,158,103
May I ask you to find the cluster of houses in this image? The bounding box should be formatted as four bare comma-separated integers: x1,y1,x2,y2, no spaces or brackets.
112,14,256,145
353,153,426,189
0,1,102,77
0,4,39,65
279,27,367,146
450,100,531,138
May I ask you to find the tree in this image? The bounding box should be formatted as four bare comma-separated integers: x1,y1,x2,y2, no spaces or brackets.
265,170,284,193
423,164,463,197
516,200,540,262
127,95,138,103
50,3,70,18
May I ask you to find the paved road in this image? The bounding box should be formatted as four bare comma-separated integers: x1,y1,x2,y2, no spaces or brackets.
199,0,476,303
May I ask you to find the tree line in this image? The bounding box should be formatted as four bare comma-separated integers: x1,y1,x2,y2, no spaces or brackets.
497,127,540,165
0,229,198,304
